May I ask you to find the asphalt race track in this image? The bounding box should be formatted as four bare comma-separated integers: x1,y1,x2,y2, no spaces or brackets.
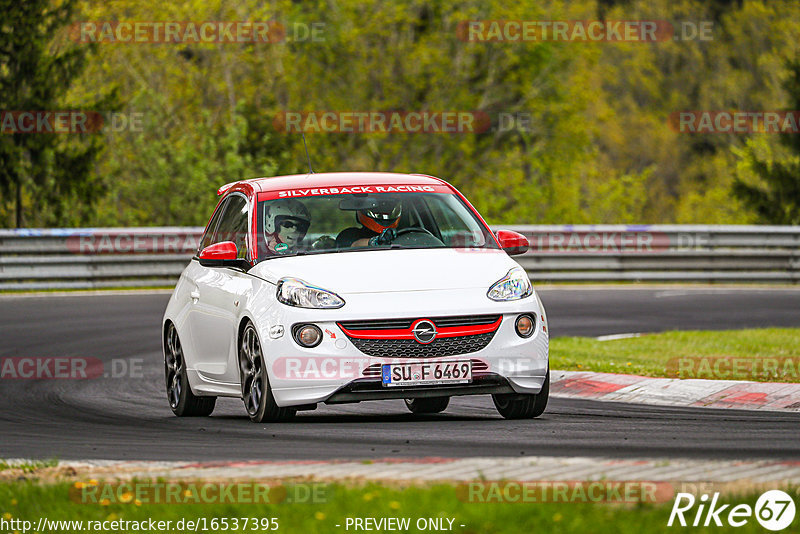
1,288,799,462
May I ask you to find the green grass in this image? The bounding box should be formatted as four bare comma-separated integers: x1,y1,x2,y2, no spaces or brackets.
550,328,800,382
0,479,794,534
0,460,57,474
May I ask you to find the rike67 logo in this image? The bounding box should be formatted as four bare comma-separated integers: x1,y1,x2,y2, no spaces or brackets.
668,490,796,531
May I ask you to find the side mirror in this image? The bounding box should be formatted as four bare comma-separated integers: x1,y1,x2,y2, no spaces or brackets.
496,230,529,256
198,241,249,269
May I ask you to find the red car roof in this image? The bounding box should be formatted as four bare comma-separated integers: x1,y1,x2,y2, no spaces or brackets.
218,172,449,196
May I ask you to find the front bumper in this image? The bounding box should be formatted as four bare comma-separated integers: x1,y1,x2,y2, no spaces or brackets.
256,288,549,407
325,374,515,404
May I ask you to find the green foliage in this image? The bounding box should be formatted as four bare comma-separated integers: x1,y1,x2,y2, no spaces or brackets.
0,459,57,473
733,56,800,224
3,0,799,227
0,0,117,227
94,107,276,226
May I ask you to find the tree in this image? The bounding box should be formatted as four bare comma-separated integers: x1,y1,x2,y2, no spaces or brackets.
0,0,115,227
17,0,799,227
733,56,800,224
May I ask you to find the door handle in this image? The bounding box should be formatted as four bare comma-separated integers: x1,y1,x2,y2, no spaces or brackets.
190,289,200,302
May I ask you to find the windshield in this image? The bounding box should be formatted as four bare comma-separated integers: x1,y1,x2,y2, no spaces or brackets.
255,192,497,260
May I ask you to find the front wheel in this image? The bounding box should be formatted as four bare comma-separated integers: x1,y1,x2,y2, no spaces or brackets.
492,370,549,419
239,323,296,423
404,396,450,414
164,323,216,417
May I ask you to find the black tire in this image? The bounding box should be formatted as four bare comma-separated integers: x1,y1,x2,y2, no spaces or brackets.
404,396,450,414
239,323,296,423
164,323,216,417
492,369,549,419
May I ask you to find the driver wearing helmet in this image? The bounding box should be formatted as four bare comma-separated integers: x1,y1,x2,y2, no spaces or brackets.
263,199,311,254
336,197,402,248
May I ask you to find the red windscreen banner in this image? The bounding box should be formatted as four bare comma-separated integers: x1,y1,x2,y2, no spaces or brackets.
257,184,453,201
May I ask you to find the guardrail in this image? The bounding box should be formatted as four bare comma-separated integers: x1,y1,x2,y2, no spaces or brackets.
0,225,798,290
0,227,203,291
507,225,800,283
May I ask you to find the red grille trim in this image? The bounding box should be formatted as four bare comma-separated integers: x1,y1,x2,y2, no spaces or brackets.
338,317,501,340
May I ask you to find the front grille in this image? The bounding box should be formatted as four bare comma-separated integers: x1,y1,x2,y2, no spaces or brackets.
363,364,382,377
339,318,414,330
362,358,489,377
339,314,500,331
432,315,501,328
350,331,495,358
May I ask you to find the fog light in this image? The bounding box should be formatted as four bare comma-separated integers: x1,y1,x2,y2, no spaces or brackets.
515,315,535,338
293,324,322,348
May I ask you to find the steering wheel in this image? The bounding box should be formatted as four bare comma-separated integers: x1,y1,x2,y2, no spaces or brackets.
391,227,445,247
370,227,443,247
395,227,437,239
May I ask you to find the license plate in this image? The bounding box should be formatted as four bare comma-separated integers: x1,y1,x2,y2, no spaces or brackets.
381,361,472,387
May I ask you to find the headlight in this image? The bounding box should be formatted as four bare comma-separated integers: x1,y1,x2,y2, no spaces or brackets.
487,268,532,301
276,278,345,309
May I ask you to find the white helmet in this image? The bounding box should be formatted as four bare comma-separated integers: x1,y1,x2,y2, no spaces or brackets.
264,199,311,234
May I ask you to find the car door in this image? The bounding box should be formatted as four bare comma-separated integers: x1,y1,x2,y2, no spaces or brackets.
186,193,253,384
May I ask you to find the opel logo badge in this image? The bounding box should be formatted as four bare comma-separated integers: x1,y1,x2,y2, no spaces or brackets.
412,320,437,344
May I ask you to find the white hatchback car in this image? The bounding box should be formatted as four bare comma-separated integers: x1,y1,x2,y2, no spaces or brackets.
163,172,549,422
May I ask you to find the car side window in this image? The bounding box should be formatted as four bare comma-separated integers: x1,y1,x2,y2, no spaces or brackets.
213,194,249,259
197,198,228,255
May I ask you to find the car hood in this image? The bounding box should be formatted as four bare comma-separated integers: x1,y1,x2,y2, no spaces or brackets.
250,248,522,294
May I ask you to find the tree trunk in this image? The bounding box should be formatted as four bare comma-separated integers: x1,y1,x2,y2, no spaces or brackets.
15,180,22,228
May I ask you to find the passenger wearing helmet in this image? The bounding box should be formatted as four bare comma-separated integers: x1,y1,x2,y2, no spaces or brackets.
335,197,402,248
263,199,311,254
